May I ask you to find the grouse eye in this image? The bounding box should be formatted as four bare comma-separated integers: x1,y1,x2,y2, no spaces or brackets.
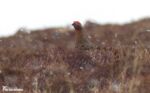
72,23,75,26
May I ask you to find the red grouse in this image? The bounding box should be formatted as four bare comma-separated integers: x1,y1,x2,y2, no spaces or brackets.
72,21,94,50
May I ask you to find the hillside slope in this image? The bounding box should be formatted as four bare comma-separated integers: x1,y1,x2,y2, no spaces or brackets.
0,18,150,93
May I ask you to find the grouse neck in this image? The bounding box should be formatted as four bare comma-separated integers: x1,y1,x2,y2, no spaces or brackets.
75,29,85,41
76,29,83,35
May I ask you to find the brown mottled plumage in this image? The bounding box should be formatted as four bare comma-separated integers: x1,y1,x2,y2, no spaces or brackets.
72,21,94,50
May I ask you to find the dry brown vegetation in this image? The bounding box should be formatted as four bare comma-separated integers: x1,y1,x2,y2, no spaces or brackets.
0,18,150,93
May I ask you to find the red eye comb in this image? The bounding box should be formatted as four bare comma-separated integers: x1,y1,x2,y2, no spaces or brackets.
73,21,81,25
73,21,80,23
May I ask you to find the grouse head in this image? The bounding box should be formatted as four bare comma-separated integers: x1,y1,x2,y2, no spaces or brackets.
72,21,82,31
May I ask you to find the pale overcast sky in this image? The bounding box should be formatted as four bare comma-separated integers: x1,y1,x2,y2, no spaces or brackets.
0,0,150,36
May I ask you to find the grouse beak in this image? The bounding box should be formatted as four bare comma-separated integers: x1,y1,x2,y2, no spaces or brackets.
72,23,75,26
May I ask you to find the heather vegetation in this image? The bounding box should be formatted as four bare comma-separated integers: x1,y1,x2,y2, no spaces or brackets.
0,18,150,93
